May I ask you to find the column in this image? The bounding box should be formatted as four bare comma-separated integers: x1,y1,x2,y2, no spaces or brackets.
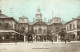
13,33,15,42
24,35,26,42
74,32,77,41
57,34,60,42
43,36,44,41
2,36,5,40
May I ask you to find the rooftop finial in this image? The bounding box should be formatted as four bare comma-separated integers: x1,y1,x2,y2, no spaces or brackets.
38,5,39,9
52,11,53,17
33,17,35,22
37,5,40,13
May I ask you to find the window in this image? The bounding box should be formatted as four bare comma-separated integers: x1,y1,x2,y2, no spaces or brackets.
35,29,37,34
6,35,9,39
78,23,80,29
5,23,9,29
22,27,25,30
5,23,9,26
70,24,72,30
44,29,46,33
73,24,75,29
77,31,80,36
38,28,42,34
72,34,75,39
56,27,59,29
56,19,58,22
0,23,1,25
22,19,24,21
21,27,25,33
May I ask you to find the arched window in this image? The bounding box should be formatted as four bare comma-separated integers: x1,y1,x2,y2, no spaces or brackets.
73,24,75,29
5,23,9,29
56,27,59,29
21,27,25,33
35,29,37,34
6,35,9,39
38,28,42,34
70,24,72,30
73,34,75,39
44,29,46,33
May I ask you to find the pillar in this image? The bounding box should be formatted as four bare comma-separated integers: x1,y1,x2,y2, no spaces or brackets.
57,34,60,42
24,35,26,42
2,36,5,40
43,36,44,41
13,33,15,42
74,32,77,41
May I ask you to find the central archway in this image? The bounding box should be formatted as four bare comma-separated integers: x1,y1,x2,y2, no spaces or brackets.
27,34,33,42
27,31,33,42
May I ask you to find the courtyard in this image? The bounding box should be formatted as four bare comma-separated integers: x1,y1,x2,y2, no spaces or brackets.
0,41,80,52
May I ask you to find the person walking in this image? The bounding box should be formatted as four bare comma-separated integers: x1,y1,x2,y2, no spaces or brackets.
51,36,54,44
64,38,66,44
64,35,67,44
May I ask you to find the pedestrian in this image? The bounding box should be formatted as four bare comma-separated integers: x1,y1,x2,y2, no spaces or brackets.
51,37,54,44
64,38,67,44
52,39,53,43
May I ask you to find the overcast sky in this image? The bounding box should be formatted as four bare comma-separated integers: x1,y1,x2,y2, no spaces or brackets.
0,0,80,22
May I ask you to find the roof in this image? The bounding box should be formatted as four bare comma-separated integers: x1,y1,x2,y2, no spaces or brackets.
33,21,47,25
66,16,80,24
0,14,9,18
19,16,28,20
0,17,18,23
0,30,17,33
29,22,34,25
51,17,61,21
46,22,51,25
51,23,62,25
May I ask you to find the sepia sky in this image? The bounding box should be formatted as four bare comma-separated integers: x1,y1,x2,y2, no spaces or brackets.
0,0,80,22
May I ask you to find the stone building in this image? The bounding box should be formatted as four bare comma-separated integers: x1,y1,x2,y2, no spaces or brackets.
0,10,19,42
66,16,80,41
0,7,62,42
18,16,29,42
18,8,62,42
48,17,62,41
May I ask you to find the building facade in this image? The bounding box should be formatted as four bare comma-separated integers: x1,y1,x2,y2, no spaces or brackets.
66,16,80,41
0,8,62,42
0,10,19,42
18,8,62,42
18,16,29,42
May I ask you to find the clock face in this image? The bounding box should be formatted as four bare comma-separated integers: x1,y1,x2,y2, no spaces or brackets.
37,15,40,17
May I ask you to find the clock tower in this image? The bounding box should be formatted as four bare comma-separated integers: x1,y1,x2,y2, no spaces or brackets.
35,7,42,22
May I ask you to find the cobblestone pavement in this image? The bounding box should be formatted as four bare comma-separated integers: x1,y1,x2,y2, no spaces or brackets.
0,41,80,52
